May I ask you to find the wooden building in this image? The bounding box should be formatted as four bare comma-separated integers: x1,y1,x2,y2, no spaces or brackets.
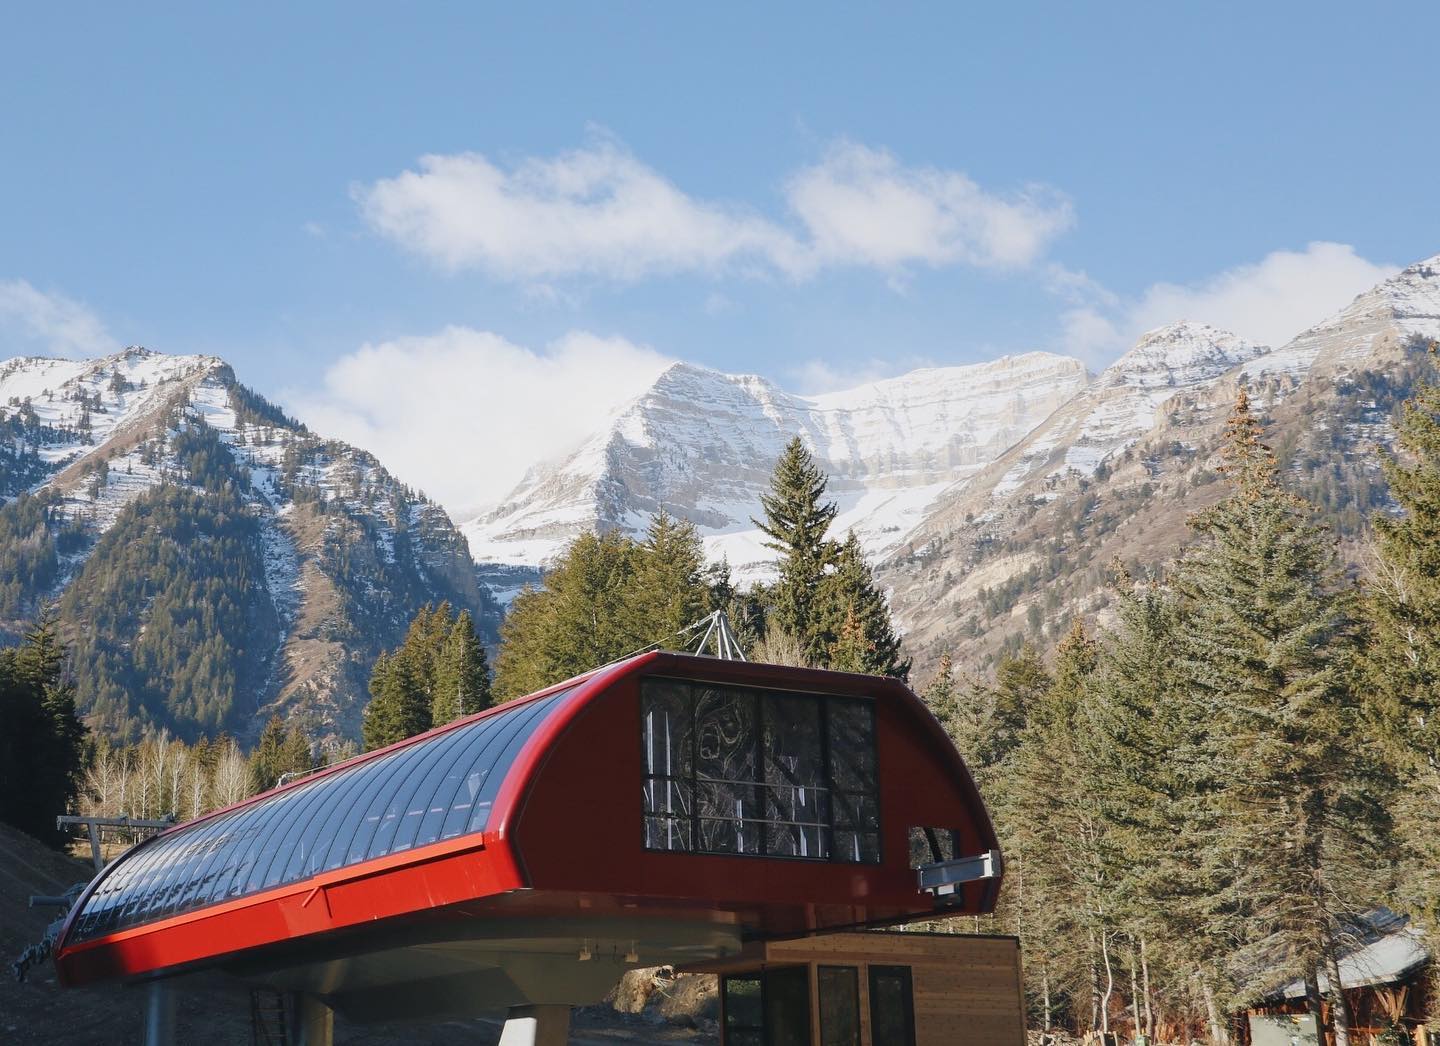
682,931,1027,1046
1241,911,1432,1046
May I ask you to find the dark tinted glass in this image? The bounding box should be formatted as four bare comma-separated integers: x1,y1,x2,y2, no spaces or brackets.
640,679,879,864
868,965,916,1046
723,975,763,1038
818,966,861,1046
68,687,576,944
694,685,761,854
764,694,827,859
764,966,812,1046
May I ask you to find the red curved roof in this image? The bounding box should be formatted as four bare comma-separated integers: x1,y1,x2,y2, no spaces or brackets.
54,653,1000,991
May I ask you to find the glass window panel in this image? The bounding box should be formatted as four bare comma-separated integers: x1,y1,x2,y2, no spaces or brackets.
639,680,879,864
832,830,880,864
67,686,577,944
643,814,693,852
818,966,861,1046
827,699,876,794
764,967,812,1046
723,975,762,1032
764,693,827,859
642,681,693,780
344,732,456,867
868,966,916,1046
442,698,553,841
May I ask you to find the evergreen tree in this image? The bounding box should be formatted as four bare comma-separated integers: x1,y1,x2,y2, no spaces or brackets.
493,530,641,700
752,437,838,659
248,715,289,793
432,609,492,723
813,531,909,678
827,601,872,673
0,610,87,844
627,511,709,646
1085,571,1221,1041
1011,622,1113,1038
361,651,431,751
1174,389,1386,1042
1367,350,1440,938
921,651,956,724
279,722,315,780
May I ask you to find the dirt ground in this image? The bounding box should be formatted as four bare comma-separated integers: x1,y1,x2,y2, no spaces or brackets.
0,823,716,1045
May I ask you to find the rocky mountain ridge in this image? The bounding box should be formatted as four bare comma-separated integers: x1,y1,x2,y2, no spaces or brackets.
0,347,498,744
883,254,1440,672
463,352,1091,592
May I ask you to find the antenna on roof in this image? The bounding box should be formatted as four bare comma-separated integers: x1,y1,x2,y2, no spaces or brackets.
678,610,748,661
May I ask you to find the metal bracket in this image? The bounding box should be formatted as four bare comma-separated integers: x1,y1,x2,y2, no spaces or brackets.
917,848,1003,900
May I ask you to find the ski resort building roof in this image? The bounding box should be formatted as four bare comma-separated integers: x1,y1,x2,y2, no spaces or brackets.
52,651,1001,1021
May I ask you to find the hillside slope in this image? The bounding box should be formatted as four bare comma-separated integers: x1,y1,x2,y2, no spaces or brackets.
882,255,1440,674
0,348,499,744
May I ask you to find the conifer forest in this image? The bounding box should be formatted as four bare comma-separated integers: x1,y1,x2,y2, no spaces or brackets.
3,350,1440,1044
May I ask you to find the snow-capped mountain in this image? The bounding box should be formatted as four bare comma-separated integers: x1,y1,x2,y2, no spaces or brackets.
1242,253,1440,381
883,254,1440,672
464,353,1090,589
977,322,1268,502
0,348,497,744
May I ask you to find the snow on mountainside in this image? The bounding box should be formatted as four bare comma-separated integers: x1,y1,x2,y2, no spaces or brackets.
972,322,1267,503
1242,253,1440,381
463,353,1090,588
0,347,497,744
882,253,1440,675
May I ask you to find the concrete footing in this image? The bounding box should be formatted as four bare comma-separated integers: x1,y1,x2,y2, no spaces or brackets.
497,1004,571,1046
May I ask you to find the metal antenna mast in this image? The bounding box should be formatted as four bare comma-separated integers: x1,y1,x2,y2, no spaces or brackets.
677,609,748,661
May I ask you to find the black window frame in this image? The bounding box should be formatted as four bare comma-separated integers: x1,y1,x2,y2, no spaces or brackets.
640,677,882,865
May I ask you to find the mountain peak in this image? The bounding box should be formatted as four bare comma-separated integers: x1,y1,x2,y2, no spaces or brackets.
1102,322,1265,389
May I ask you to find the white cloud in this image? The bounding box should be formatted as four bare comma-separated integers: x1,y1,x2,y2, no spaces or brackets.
0,279,118,358
1060,242,1398,365
354,136,1072,283
786,142,1073,271
291,327,673,514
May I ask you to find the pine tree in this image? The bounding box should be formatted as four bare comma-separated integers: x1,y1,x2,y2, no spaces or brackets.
627,511,709,646
1085,570,1220,1041
278,722,314,780
248,715,289,792
361,651,431,751
1011,622,1112,1038
432,609,492,723
753,436,838,658
922,652,956,724
0,610,87,844
493,531,642,700
1175,389,1386,1042
812,531,909,678
1366,346,1440,981
827,601,872,673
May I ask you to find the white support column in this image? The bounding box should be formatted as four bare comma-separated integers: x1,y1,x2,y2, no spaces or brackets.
290,992,334,1046
497,1004,571,1046
143,979,176,1046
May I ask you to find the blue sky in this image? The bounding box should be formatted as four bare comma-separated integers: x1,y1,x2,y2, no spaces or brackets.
2,3,1438,509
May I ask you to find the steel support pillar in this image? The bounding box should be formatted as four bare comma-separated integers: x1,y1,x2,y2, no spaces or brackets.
290,992,334,1046
497,1004,570,1046
143,979,176,1046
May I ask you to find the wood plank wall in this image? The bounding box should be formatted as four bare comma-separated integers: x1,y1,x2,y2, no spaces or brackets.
693,931,1027,1046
